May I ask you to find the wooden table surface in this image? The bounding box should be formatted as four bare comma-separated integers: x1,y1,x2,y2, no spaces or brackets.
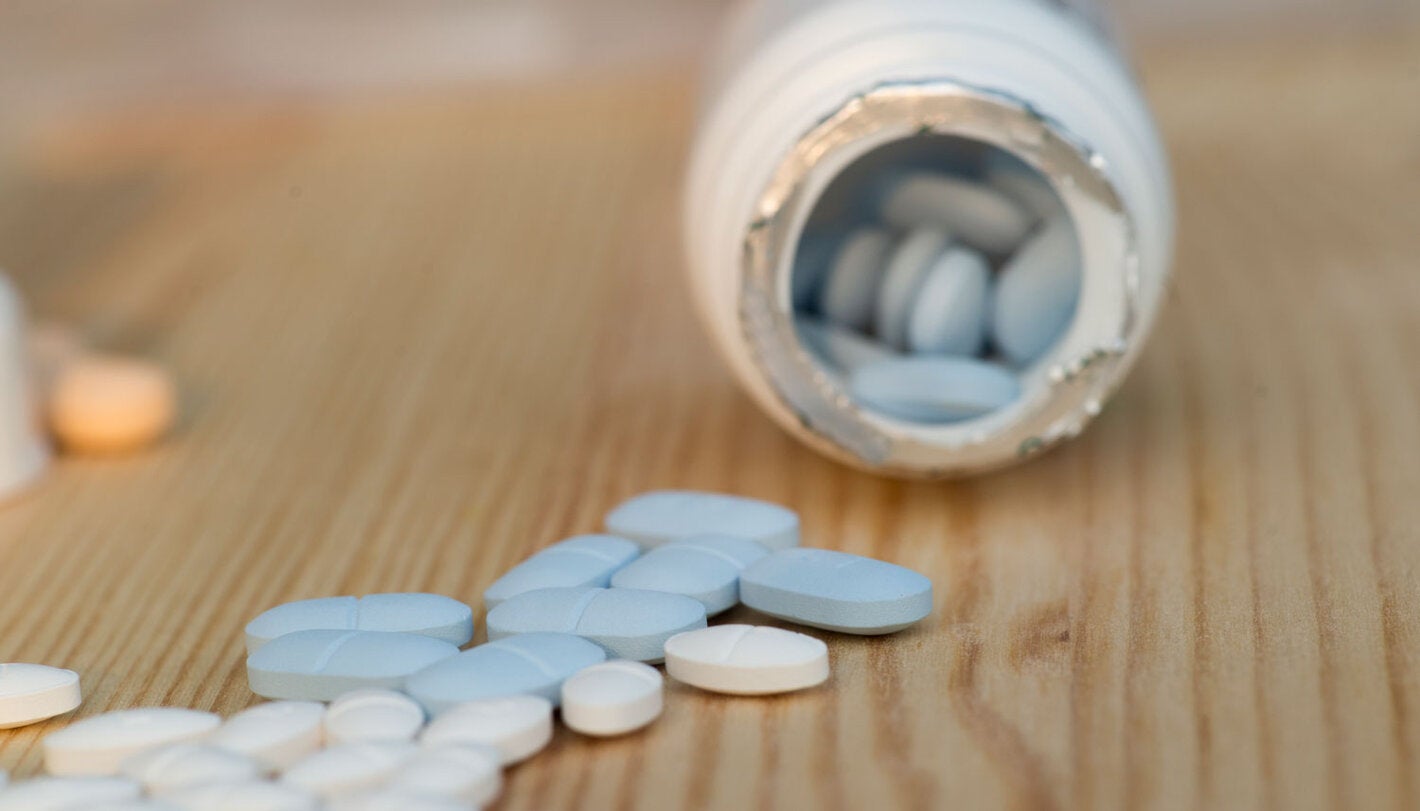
1,32,1418,811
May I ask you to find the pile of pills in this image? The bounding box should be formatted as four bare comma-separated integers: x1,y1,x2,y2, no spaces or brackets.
793,152,1082,424
0,490,934,808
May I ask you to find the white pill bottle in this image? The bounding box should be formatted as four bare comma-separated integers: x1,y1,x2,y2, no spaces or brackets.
684,0,1174,477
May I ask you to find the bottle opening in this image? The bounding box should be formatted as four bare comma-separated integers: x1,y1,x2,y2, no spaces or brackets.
789,134,1082,427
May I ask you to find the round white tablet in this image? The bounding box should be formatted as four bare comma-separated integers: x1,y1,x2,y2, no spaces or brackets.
385,745,502,806
119,744,261,794
419,695,552,765
561,660,663,737
280,742,416,800
817,228,892,332
664,625,829,695
324,690,425,745
43,708,222,777
0,663,82,729
161,780,319,811
905,246,990,356
207,701,325,771
0,776,141,810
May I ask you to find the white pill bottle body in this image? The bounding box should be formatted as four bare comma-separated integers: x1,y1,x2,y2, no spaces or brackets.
684,0,1174,478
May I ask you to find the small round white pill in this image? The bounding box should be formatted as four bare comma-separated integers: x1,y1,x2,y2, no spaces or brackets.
385,745,501,806
795,317,898,374
0,663,81,729
206,701,324,771
43,708,222,777
875,228,950,349
0,776,141,810
817,228,892,331
561,660,664,737
161,780,319,811
324,689,426,745
419,695,552,766
664,625,829,696
850,356,1020,423
119,744,261,795
280,742,416,800
905,246,990,356
880,173,1034,256
991,218,1082,366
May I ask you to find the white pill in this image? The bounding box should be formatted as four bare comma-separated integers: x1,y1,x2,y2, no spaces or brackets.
740,548,934,634
43,708,222,777
486,586,707,662
482,534,640,610
881,173,1034,256
0,663,82,729
327,792,471,811
561,660,663,737
876,228,950,349
0,776,141,810
816,228,892,331
119,744,261,794
419,695,552,765
162,781,319,811
610,534,769,615
245,594,473,655
795,318,898,374
247,630,459,702
206,701,324,771
280,742,415,799
385,745,501,806
324,689,425,745
664,625,829,695
404,633,605,714
905,246,990,356
850,356,1020,423
605,490,799,550
992,218,1082,367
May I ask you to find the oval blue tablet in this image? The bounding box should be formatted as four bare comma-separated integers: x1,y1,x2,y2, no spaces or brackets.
604,491,800,550
739,548,933,635
609,535,770,615
247,630,460,702
485,587,706,662
482,535,640,609
403,633,606,714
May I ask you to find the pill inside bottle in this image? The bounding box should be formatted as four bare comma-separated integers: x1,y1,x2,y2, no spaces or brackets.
684,0,1175,477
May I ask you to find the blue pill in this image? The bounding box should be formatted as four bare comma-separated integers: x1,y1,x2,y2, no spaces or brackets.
247,630,460,701
482,535,640,609
604,491,799,550
485,587,706,662
739,548,933,635
403,633,606,714
609,535,770,615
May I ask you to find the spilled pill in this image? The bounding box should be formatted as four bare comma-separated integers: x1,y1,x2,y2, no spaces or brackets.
419,695,553,765
817,228,892,331
247,630,459,702
561,660,664,737
0,776,142,810
482,534,640,609
161,780,319,811
876,228,950,349
0,663,81,729
324,690,425,745
43,708,222,777
485,586,707,662
385,745,502,806
880,173,1034,256
207,701,325,771
905,245,991,357
610,534,769,615
403,632,605,714
280,742,416,800
850,356,1020,423
991,218,1082,367
740,548,933,634
47,354,177,455
119,744,261,794
664,625,829,695
605,490,799,550
245,593,474,655
795,317,898,374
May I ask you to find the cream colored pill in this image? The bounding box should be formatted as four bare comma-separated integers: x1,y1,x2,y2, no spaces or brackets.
0,663,81,729
817,228,892,331
385,745,502,806
664,625,829,695
324,689,425,745
0,776,142,810
419,695,552,766
119,744,261,794
280,742,416,799
561,660,664,737
161,780,319,811
876,228,950,349
47,355,176,455
881,173,1034,256
207,701,324,771
43,708,222,776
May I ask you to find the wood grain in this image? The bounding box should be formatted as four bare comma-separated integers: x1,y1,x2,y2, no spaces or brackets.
1,32,1418,810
